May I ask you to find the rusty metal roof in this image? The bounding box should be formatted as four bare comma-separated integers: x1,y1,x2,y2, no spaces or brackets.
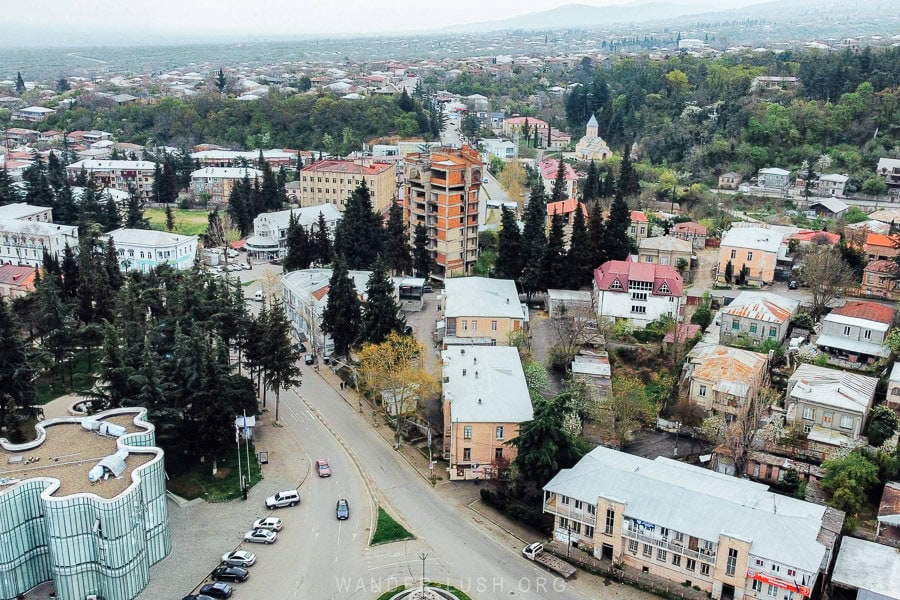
721,291,799,324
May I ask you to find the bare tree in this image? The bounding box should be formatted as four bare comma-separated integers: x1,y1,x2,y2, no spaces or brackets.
548,303,606,371
799,247,855,317
605,375,655,447
701,387,778,478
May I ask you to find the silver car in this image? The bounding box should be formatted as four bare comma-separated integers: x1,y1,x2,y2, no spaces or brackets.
221,550,256,568
243,528,277,544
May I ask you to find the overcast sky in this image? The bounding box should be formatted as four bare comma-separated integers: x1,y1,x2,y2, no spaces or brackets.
7,0,763,37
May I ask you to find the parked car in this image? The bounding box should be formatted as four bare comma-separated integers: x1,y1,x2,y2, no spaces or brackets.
265,489,300,509
241,263,252,270
315,459,332,477
244,528,278,544
198,582,233,599
322,351,333,364
336,498,350,520
423,285,434,293
253,290,263,302
789,280,799,290
211,566,249,582
252,516,283,532
221,550,256,568
294,342,307,352
181,595,215,600
304,353,316,365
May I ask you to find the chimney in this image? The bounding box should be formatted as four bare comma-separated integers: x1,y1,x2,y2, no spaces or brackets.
475,371,479,378
473,357,477,365
478,398,482,404
462,369,467,376
461,348,465,355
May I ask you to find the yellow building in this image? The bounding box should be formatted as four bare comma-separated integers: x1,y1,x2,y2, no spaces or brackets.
442,346,534,480
442,277,525,346
717,225,796,286
297,160,396,214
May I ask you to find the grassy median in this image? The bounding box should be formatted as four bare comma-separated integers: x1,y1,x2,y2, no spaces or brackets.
370,506,414,545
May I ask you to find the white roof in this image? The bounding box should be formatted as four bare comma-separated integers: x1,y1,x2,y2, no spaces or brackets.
191,166,262,179
0,218,77,237
20,106,54,113
788,364,876,415
67,159,156,171
877,157,900,172
816,333,891,358
721,291,799,324
808,196,848,214
890,362,900,384
546,289,593,302
823,312,891,333
721,226,788,253
441,346,533,424
254,204,341,233
819,173,849,183
0,202,48,220
190,149,294,161
639,236,692,253
281,268,375,307
831,537,900,600
543,446,828,573
444,277,524,320
759,167,790,176
571,355,610,377
104,228,198,248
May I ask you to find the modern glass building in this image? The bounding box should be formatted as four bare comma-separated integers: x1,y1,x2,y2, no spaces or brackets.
0,408,170,600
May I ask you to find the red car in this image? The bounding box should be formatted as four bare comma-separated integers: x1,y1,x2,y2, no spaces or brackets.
315,459,332,477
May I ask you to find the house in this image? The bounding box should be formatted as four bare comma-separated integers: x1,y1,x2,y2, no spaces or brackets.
757,168,791,190
672,222,708,250
190,166,262,204
501,116,549,139
678,38,705,50
3,127,39,145
816,301,895,364
480,138,517,159
546,198,587,243
548,129,572,151
628,211,649,245
190,149,297,168
441,346,533,480
0,218,79,268
785,364,877,448
66,159,157,200
750,76,799,91
104,229,198,273
0,202,52,223
788,230,841,247
571,352,611,399
637,236,692,268
806,196,848,219
0,263,37,298
683,343,768,419
299,160,396,214
443,277,525,346
861,260,900,300
887,362,900,414
876,157,900,188
0,408,170,600
245,204,341,259
718,172,741,190
816,174,849,198
717,225,797,285
547,289,593,318
830,537,900,600
574,115,611,161
719,292,799,345
875,482,900,542
593,260,683,327
863,233,899,261
539,158,578,200
542,446,841,600
12,106,55,123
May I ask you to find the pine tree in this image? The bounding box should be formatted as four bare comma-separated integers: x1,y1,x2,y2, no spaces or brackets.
398,89,415,112
0,298,37,439
151,161,163,203
216,68,227,92
602,168,616,198
361,257,406,345
412,223,432,279
61,244,80,301
495,205,524,281
227,175,253,236
567,203,592,288
543,212,567,289
262,301,302,424
333,181,383,270
522,118,530,143
521,184,548,296
617,147,640,197
77,177,103,231
260,161,283,212
532,128,540,148
604,190,632,261
101,194,121,232
124,183,147,229
312,211,333,266
103,240,124,291
162,155,179,203
283,212,313,272
587,199,608,270
54,180,78,225
15,72,25,94
383,199,412,275
724,260,734,283
320,258,361,356
583,160,600,202
551,158,568,202
22,156,54,207
46,151,66,192
0,167,19,206
176,149,194,189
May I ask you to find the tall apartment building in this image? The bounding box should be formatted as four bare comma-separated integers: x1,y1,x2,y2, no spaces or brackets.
403,146,482,279
66,160,157,200
0,204,78,268
297,160,396,213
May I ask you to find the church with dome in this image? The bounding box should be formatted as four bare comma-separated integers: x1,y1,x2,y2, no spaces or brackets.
574,114,612,161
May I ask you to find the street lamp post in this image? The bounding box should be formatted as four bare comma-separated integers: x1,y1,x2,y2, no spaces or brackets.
567,524,572,559
674,421,682,457
419,551,428,597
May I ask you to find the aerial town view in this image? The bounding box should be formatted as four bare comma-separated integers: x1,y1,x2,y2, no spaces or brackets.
1,0,900,599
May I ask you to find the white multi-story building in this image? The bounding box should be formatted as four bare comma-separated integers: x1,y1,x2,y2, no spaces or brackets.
190,166,262,204
246,204,341,259
0,204,78,267
66,160,157,200
104,228,198,273
592,260,684,327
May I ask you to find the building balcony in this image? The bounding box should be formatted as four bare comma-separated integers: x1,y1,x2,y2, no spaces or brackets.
543,500,597,527
621,529,716,564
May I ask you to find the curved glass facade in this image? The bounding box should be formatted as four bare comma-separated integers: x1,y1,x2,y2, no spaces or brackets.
0,408,170,600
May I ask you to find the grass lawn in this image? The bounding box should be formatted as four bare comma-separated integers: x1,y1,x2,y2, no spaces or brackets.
370,506,414,545
241,279,256,287
375,583,472,600
167,440,263,502
145,207,210,236
34,350,98,405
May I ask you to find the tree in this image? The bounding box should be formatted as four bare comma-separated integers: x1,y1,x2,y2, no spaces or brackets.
583,161,600,202
22,156,54,208
605,375,655,446
587,200,607,271
803,159,817,201
361,257,406,345
495,205,524,281
508,393,584,485
821,449,880,519
103,240,124,292
0,167,19,206
311,211,333,266
521,184,548,296
862,176,888,197
603,190,632,261
358,332,438,448
0,298,37,440
282,212,314,272
333,182,383,270
216,68,227,92
617,148,640,197
497,159,526,210
548,303,604,372
412,223,432,279
566,203,592,289
702,387,777,478
15,72,25,94
101,194,121,232
800,247,855,316
551,158,568,202
398,89,415,112
320,258,361,356
543,212,567,289
724,259,734,283
204,207,226,248
54,180,78,226
867,405,899,447
165,204,176,232
383,199,412,275
262,301,302,424
737,263,750,286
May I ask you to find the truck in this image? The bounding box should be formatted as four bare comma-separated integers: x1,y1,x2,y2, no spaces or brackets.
522,542,577,579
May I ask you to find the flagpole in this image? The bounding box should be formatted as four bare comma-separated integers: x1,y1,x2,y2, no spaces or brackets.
244,411,252,486
235,423,244,494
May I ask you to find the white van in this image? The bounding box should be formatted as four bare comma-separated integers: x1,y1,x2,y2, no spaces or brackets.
253,290,263,302
265,489,300,509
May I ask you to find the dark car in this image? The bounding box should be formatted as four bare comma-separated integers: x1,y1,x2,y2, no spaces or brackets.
294,342,307,352
789,280,799,290
181,596,215,600
423,285,434,293
211,566,249,582
198,582,233,599
304,353,315,365
336,498,350,520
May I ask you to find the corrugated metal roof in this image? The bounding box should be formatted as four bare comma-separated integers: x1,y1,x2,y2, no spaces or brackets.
721,291,799,324
788,364,877,414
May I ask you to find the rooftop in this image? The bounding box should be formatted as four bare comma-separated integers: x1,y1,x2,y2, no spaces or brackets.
830,537,900,600
0,410,157,500
444,277,524,320
0,218,78,238
67,159,157,171
639,236,692,253
571,353,611,377
105,228,198,247
721,226,790,253
191,166,263,179
301,159,393,176
441,346,534,424
0,264,37,287
688,343,768,396
788,364,877,415
830,300,895,325
0,202,49,220
673,222,707,236
539,158,578,181
593,260,683,297
546,198,586,217
878,481,900,529
721,291,799,324
253,204,342,234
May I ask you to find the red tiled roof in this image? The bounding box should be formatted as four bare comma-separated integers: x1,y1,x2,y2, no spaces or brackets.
593,260,683,297
538,158,578,180
546,199,587,218
790,230,840,245
301,160,392,176
311,286,330,301
673,222,707,236
663,324,701,343
864,260,899,275
0,264,37,288
504,116,548,127
831,300,896,325
630,210,648,223
865,232,899,248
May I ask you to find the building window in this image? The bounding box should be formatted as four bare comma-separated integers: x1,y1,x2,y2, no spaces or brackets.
610,279,622,290
787,569,795,577
495,426,504,439
491,320,498,331
750,323,758,334
572,522,581,534
605,509,615,535
643,544,652,557
802,406,813,420
771,564,780,573
864,329,872,340
472,320,478,331
463,448,471,461
699,385,707,397
769,327,777,337
631,305,647,314
767,585,778,598
629,540,638,554
657,549,667,562
839,415,853,429
686,558,696,572
461,320,467,330
574,500,582,510
560,517,569,529
672,555,681,567
747,251,753,260
631,292,648,302
726,548,738,576
585,525,594,538
843,325,851,336
823,412,833,425
731,249,737,259
752,580,762,594
674,531,684,543
561,495,569,505
803,424,812,433
732,320,740,330
700,564,710,576
587,504,596,515
463,426,472,439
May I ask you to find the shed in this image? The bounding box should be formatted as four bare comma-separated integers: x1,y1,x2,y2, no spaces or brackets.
234,415,256,440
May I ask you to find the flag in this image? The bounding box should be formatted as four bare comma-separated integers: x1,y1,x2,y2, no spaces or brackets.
243,414,249,439
235,424,240,444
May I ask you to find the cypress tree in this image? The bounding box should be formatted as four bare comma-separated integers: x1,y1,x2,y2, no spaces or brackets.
617,147,640,197
361,257,406,345
551,158,568,202
724,260,734,283
61,244,80,301
567,203,592,289
124,183,147,229
283,212,313,272
588,199,608,270
543,211,567,289
412,223,432,279
15,72,25,94
260,161,282,212
604,189,632,261
583,161,600,202
312,211,333,266
0,298,37,439
22,156,53,207
165,204,176,232
383,199,412,275
320,258,361,356
54,180,78,226
104,240,124,291
46,151,66,193
216,68,226,92
521,184,548,296
0,167,19,206
101,194,121,232
495,205,524,281
333,181,383,270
